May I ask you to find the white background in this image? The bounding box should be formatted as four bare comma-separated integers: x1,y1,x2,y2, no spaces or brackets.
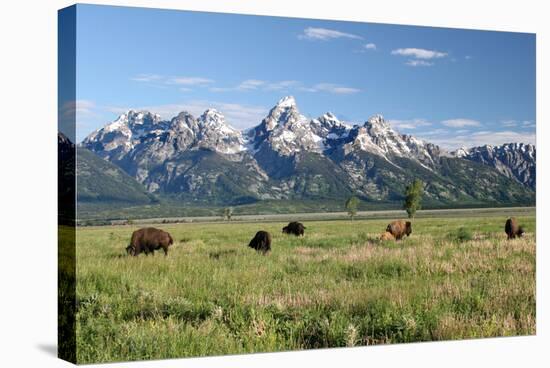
0,0,547,366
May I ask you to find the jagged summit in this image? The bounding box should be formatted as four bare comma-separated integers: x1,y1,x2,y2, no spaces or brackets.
454,143,536,188
276,95,297,108
80,96,535,205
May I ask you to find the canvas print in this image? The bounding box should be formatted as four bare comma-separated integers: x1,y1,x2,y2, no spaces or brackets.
58,4,536,364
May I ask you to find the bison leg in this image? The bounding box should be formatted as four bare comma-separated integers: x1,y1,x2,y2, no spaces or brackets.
163,247,168,256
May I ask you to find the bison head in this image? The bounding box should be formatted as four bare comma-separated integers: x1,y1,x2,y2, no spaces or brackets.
282,226,289,234
126,245,135,256
405,221,412,236
518,226,525,237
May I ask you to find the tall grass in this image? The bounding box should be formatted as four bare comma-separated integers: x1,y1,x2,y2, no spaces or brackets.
75,216,536,363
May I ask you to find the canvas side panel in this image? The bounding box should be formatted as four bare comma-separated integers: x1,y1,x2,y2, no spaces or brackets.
58,5,77,364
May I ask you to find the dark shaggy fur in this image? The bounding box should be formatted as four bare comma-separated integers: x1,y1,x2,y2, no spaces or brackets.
126,227,174,256
386,220,412,240
282,221,306,236
248,231,272,254
505,217,525,240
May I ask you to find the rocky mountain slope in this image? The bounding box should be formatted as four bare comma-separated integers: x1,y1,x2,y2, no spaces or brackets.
454,143,536,189
81,97,535,207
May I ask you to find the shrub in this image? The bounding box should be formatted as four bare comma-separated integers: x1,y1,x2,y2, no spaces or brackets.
449,227,473,243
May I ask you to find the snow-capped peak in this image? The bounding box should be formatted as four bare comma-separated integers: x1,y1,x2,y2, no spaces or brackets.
365,114,391,131
276,95,297,108
199,109,226,127
453,146,470,158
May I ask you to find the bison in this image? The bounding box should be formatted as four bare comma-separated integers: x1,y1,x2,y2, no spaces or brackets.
386,220,412,240
126,227,174,256
248,231,272,254
282,221,306,236
505,217,525,240
379,231,396,241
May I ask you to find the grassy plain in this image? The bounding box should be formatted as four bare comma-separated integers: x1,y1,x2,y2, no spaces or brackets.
75,213,536,363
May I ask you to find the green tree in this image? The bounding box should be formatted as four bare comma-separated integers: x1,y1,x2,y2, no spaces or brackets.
404,179,424,218
223,207,233,221
345,196,359,221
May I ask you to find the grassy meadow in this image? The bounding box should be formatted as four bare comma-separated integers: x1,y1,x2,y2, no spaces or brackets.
75,214,536,363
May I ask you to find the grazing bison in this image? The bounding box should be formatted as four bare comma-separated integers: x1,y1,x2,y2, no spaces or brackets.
379,231,396,241
282,221,306,236
505,217,525,240
248,231,272,254
386,220,412,240
126,227,174,256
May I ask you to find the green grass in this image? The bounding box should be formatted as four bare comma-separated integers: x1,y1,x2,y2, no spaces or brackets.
75,215,536,363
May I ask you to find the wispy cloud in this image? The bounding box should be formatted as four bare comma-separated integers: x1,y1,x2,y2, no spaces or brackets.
364,43,377,50
405,60,434,67
107,100,268,130
209,79,359,95
392,47,448,67
210,79,300,93
501,119,518,127
131,74,214,90
299,27,362,41
237,79,266,90
428,130,536,149
302,83,361,95
130,73,164,82
392,48,448,59
166,77,214,86
265,80,301,91
441,118,481,128
388,118,432,130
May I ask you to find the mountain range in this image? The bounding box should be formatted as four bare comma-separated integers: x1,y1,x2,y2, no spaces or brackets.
78,96,536,208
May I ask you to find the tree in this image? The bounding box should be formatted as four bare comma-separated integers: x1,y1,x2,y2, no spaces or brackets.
404,179,424,218
223,207,233,221
345,196,359,221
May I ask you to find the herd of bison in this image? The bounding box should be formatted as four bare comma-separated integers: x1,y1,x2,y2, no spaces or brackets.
124,217,526,257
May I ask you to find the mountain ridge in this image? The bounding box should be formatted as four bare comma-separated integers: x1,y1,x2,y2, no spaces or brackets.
81,96,536,207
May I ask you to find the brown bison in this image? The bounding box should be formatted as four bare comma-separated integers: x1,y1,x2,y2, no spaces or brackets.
505,217,525,239
379,231,396,241
248,231,272,254
386,220,412,240
126,227,174,256
282,221,306,236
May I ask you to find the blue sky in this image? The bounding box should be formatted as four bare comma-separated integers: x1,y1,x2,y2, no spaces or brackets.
67,4,536,148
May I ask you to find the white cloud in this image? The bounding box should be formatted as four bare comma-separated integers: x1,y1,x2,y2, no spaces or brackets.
131,74,215,91
405,60,434,67
391,48,448,59
441,118,481,128
210,79,359,95
388,118,432,130
465,55,473,60
237,79,266,90
523,120,536,128
210,79,300,93
167,77,214,86
130,73,163,82
364,43,377,50
107,100,268,130
501,120,517,127
303,83,361,94
299,27,362,41
265,80,301,91
429,130,536,150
